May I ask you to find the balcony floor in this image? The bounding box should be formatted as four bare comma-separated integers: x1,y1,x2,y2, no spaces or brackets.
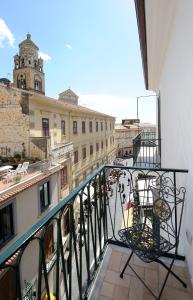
91,245,192,300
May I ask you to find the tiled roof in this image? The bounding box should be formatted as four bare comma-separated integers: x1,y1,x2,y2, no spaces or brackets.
1,84,115,119
0,166,63,205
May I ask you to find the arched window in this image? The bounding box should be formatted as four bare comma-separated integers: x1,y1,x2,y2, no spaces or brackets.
21,58,25,67
15,60,19,69
34,74,42,91
17,74,26,89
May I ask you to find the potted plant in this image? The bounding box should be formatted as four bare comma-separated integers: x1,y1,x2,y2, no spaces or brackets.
15,175,21,184
14,152,21,163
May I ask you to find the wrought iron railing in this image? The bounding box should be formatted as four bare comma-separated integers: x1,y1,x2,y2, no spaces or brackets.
133,131,161,168
0,165,188,300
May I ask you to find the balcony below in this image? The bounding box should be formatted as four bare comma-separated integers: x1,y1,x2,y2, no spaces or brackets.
133,131,161,168
91,244,192,300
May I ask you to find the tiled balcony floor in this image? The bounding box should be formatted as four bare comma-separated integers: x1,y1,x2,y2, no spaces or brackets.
91,245,192,300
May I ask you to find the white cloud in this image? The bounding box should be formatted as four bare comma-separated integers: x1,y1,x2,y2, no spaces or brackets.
65,43,73,50
38,51,51,61
79,93,156,124
79,94,137,122
0,18,14,48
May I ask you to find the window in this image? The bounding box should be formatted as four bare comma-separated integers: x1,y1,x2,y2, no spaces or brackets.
82,147,86,159
101,122,103,131
75,178,79,187
61,167,67,189
82,121,86,133
17,74,26,89
101,141,104,150
110,123,112,130
42,118,49,137
89,121,92,133
90,145,93,155
0,204,14,248
105,122,107,130
106,139,108,147
74,150,78,164
96,142,99,152
34,75,42,91
61,120,65,135
73,121,78,134
96,122,98,132
39,182,50,213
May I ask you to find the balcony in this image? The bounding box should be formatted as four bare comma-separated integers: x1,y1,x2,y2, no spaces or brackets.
30,137,51,160
50,142,73,163
133,132,161,168
0,165,192,300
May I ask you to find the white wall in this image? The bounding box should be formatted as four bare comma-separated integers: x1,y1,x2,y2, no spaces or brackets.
158,0,193,284
0,172,59,253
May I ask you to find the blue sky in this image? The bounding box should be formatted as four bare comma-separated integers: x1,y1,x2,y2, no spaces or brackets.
0,0,156,123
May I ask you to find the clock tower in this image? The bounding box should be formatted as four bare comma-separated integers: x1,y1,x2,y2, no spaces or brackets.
13,33,45,94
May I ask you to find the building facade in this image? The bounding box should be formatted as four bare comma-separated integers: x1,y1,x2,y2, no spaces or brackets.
135,0,193,288
114,119,156,157
0,162,72,299
114,121,139,157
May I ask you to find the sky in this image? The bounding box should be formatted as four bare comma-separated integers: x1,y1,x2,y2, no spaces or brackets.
0,0,156,124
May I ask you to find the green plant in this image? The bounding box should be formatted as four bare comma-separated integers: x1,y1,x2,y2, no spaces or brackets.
14,152,21,160
15,175,21,183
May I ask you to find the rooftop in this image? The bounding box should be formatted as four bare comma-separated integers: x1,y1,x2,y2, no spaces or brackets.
0,161,62,204
115,123,139,131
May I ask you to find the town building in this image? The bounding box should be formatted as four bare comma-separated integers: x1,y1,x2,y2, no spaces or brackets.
0,34,116,190
114,121,139,157
114,119,156,158
0,161,73,299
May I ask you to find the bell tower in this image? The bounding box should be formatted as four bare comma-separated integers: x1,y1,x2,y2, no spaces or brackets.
13,33,45,94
